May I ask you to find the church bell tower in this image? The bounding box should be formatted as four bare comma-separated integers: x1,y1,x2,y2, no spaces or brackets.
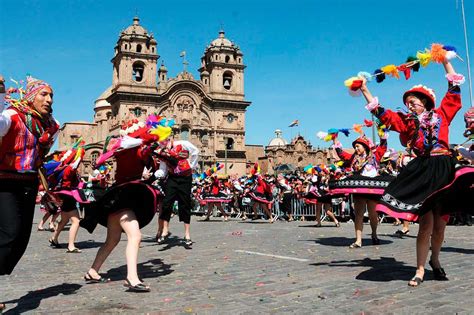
111,16,159,94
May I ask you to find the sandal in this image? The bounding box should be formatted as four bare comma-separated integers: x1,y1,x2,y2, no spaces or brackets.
349,242,362,249
84,272,110,284
157,232,171,244
408,276,424,287
315,222,322,227
184,238,193,247
429,260,449,281
49,238,62,249
335,222,341,228
201,216,210,222
66,248,82,253
124,279,150,292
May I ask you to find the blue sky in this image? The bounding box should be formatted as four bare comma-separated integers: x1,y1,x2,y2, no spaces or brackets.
1,0,472,150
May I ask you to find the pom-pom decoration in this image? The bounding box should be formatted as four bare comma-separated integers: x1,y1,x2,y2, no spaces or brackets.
430,43,447,63
353,124,364,135
416,50,432,67
344,44,461,92
317,131,328,140
381,65,400,79
406,56,420,72
374,69,386,83
357,72,372,82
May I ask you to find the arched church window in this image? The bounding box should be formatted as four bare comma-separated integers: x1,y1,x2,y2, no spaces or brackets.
125,44,128,50
133,107,142,117
223,71,232,90
204,79,208,85
225,55,230,63
136,44,142,53
132,62,144,82
152,47,155,53
201,134,209,147
180,127,190,140
91,151,100,166
225,137,234,150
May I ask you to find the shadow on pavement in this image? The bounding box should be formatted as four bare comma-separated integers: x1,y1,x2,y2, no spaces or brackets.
298,225,339,228
384,233,417,239
441,246,474,255
74,240,103,249
310,257,416,282
4,283,82,314
307,236,393,247
106,258,174,281
157,237,193,251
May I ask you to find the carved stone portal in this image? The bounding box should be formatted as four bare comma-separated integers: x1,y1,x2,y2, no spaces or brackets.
175,95,195,113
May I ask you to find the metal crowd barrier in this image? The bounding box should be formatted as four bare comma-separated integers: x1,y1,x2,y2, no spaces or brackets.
191,195,352,221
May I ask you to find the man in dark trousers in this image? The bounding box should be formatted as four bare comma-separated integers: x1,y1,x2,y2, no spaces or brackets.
154,140,199,246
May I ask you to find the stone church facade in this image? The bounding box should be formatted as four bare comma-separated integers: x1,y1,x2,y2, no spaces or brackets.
59,17,250,176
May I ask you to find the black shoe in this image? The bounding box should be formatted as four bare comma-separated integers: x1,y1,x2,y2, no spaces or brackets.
394,229,409,237
184,238,193,247
429,260,449,281
49,238,62,248
124,279,150,292
372,236,380,245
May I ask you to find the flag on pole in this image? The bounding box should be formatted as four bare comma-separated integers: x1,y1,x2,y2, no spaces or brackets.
288,120,299,127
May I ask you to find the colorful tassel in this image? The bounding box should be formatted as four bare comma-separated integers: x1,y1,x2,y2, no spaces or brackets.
397,64,411,80
363,119,373,127
381,64,400,79
339,128,350,137
353,124,364,135
416,50,431,67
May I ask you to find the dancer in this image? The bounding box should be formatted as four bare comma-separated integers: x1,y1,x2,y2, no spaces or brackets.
0,75,59,310
201,172,232,221
81,116,169,292
330,133,390,248
247,163,274,223
155,140,199,246
47,144,85,252
277,174,294,221
359,59,474,286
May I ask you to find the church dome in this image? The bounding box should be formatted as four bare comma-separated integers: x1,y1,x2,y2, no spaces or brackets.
268,129,288,147
94,86,112,109
122,16,148,36
210,30,234,47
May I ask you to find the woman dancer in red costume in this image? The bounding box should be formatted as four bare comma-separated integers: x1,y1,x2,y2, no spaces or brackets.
359,59,474,286
81,117,168,292
331,134,390,248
